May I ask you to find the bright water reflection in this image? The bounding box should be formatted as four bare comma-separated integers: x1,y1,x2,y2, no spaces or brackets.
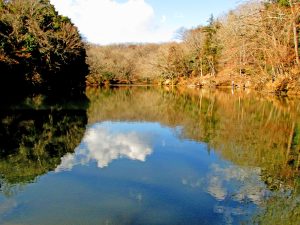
1,122,266,225
0,87,299,225
56,122,153,171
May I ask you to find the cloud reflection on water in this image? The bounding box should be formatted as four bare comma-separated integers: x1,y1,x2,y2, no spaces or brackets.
182,164,269,224
182,164,267,204
56,124,152,171
208,164,267,205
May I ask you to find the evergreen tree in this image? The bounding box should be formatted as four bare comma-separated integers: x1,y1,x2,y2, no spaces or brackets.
202,15,221,76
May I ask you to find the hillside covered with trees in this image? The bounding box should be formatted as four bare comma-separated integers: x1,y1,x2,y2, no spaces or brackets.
0,0,87,95
86,0,300,95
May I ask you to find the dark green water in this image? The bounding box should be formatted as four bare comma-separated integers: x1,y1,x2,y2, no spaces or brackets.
0,87,299,225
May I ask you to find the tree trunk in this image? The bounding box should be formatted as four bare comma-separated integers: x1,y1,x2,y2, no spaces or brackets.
293,21,299,65
200,58,203,77
290,0,300,65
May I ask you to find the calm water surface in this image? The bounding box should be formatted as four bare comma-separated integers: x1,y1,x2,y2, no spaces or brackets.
0,87,299,225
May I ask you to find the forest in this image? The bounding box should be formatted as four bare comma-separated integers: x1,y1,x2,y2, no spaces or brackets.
86,0,300,95
1,0,300,95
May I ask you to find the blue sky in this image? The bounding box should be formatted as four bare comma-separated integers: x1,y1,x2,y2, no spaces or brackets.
143,0,245,27
50,0,245,45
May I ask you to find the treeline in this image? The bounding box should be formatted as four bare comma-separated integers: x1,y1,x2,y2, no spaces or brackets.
86,0,300,94
0,0,87,95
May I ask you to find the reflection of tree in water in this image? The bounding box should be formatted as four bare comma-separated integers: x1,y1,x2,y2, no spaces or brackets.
87,87,300,185
254,188,300,225
87,87,300,224
0,107,87,195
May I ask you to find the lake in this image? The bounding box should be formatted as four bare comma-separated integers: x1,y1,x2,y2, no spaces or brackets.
0,87,299,225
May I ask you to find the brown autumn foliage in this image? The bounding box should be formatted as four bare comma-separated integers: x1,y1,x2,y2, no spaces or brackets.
0,0,87,93
86,44,160,86
86,0,300,94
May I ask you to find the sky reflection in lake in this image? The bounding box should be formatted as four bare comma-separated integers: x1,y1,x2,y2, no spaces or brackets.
56,122,153,171
0,121,267,225
1,86,299,224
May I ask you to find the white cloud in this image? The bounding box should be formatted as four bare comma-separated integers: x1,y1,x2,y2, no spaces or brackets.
56,124,153,171
181,164,269,224
50,0,176,44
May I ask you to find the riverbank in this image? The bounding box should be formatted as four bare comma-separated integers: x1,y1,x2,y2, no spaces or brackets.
86,73,300,96
165,74,300,96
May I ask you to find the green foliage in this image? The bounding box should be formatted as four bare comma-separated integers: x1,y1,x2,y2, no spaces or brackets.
277,0,290,7
0,0,4,8
201,15,221,76
265,0,291,8
292,124,300,146
24,33,38,52
103,71,115,80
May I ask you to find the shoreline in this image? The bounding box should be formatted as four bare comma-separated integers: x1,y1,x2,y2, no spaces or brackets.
86,78,300,97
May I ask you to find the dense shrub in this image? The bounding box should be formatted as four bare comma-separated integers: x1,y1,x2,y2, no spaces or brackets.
0,0,88,94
